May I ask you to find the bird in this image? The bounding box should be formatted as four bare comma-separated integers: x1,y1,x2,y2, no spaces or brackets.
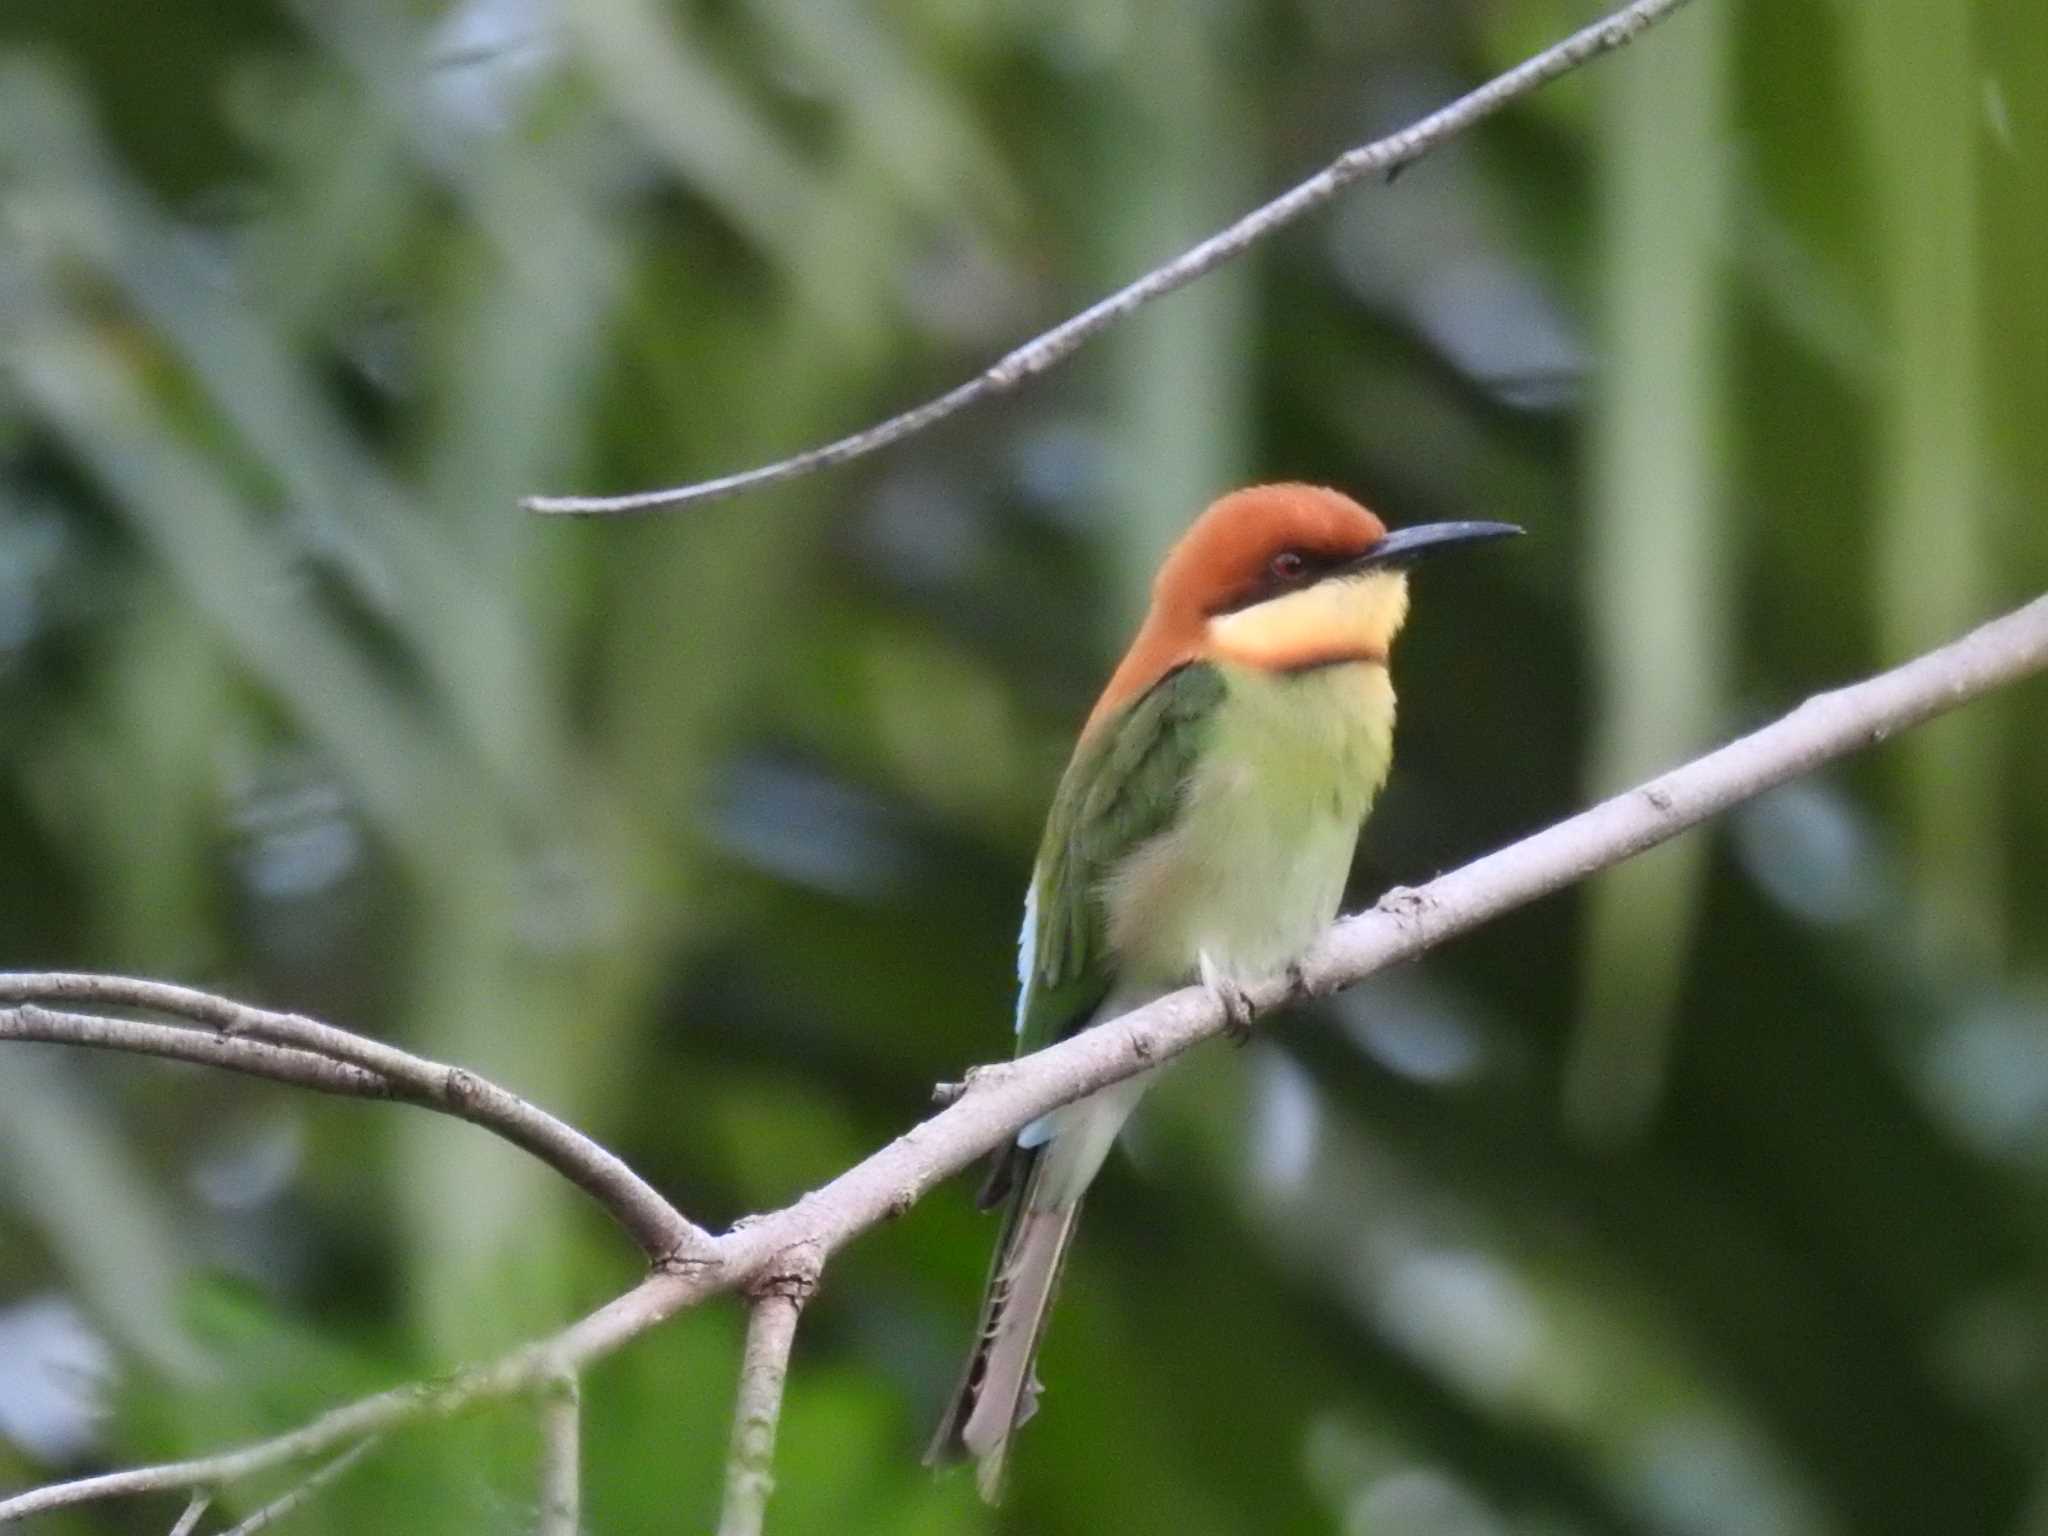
925,483,1519,1498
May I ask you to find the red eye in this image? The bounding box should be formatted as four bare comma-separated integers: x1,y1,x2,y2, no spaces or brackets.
1270,550,1307,581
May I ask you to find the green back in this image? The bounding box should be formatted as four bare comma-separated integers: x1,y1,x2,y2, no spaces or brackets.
1014,661,1226,1057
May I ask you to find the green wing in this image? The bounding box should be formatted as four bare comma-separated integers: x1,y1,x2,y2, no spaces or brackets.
1013,660,1226,1058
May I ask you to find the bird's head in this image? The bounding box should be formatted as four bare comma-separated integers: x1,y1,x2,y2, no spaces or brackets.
1163,484,1517,672
1086,483,1518,733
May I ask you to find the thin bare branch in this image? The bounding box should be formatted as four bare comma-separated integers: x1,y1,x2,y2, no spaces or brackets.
215,1438,379,1536
4,592,2043,1526
167,1492,211,1536
0,1276,691,1525
711,594,2048,1282
521,0,1695,517
536,1369,582,1536
2,1006,394,1096
717,1248,823,1536
0,976,710,1269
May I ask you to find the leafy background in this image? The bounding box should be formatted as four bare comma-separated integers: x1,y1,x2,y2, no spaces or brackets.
2,1,2046,1533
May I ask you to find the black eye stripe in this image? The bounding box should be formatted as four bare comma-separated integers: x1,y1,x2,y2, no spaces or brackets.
1208,548,1357,616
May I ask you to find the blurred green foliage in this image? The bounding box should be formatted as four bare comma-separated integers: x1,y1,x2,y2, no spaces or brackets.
2,1,2046,1533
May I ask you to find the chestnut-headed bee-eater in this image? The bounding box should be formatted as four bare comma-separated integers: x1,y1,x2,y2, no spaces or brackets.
927,483,1519,1498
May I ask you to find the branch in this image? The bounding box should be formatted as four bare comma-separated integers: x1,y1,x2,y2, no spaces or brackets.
520,0,1697,517
3,592,2042,1525
167,1493,210,1536
215,1438,378,1536
714,595,2048,1279
1,1005,390,1095
0,1276,691,1525
717,1247,822,1536
536,1370,581,1536
0,977,711,1270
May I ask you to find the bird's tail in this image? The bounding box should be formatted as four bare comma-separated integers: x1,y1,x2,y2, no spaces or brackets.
923,1144,1084,1502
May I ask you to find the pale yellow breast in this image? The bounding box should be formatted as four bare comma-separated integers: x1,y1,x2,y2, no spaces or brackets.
1104,659,1396,988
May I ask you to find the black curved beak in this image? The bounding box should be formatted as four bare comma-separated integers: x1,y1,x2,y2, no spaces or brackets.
1348,520,1523,571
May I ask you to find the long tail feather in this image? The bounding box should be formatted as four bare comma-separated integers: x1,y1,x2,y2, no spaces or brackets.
923,1149,1083,1502
928,1074,1150,1499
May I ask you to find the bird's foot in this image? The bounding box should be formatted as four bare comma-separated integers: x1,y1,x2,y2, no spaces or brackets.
1284,959,1311,1004
1200,951,1257,1046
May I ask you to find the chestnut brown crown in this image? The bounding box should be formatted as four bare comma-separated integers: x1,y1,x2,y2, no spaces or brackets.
1152,483,1389,619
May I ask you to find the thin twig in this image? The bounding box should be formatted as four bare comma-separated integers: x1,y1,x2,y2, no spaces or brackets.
3,592,2043,1526
167,1492,211,1536
0,978,711,1269
0,1278,684,1526
536,1368,582,1536
216,1437,379,1536
1,1006,393,1096
717,1248,823,1536
521,0,1696,517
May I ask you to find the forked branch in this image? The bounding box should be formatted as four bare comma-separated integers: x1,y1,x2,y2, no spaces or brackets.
0,978,711,1269
214,1439,380,1536
3,592,2042,1529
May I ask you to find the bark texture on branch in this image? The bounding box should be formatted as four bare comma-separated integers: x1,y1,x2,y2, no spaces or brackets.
717,1247,822,1536
0,976,710,1269
3,592,2041,1528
